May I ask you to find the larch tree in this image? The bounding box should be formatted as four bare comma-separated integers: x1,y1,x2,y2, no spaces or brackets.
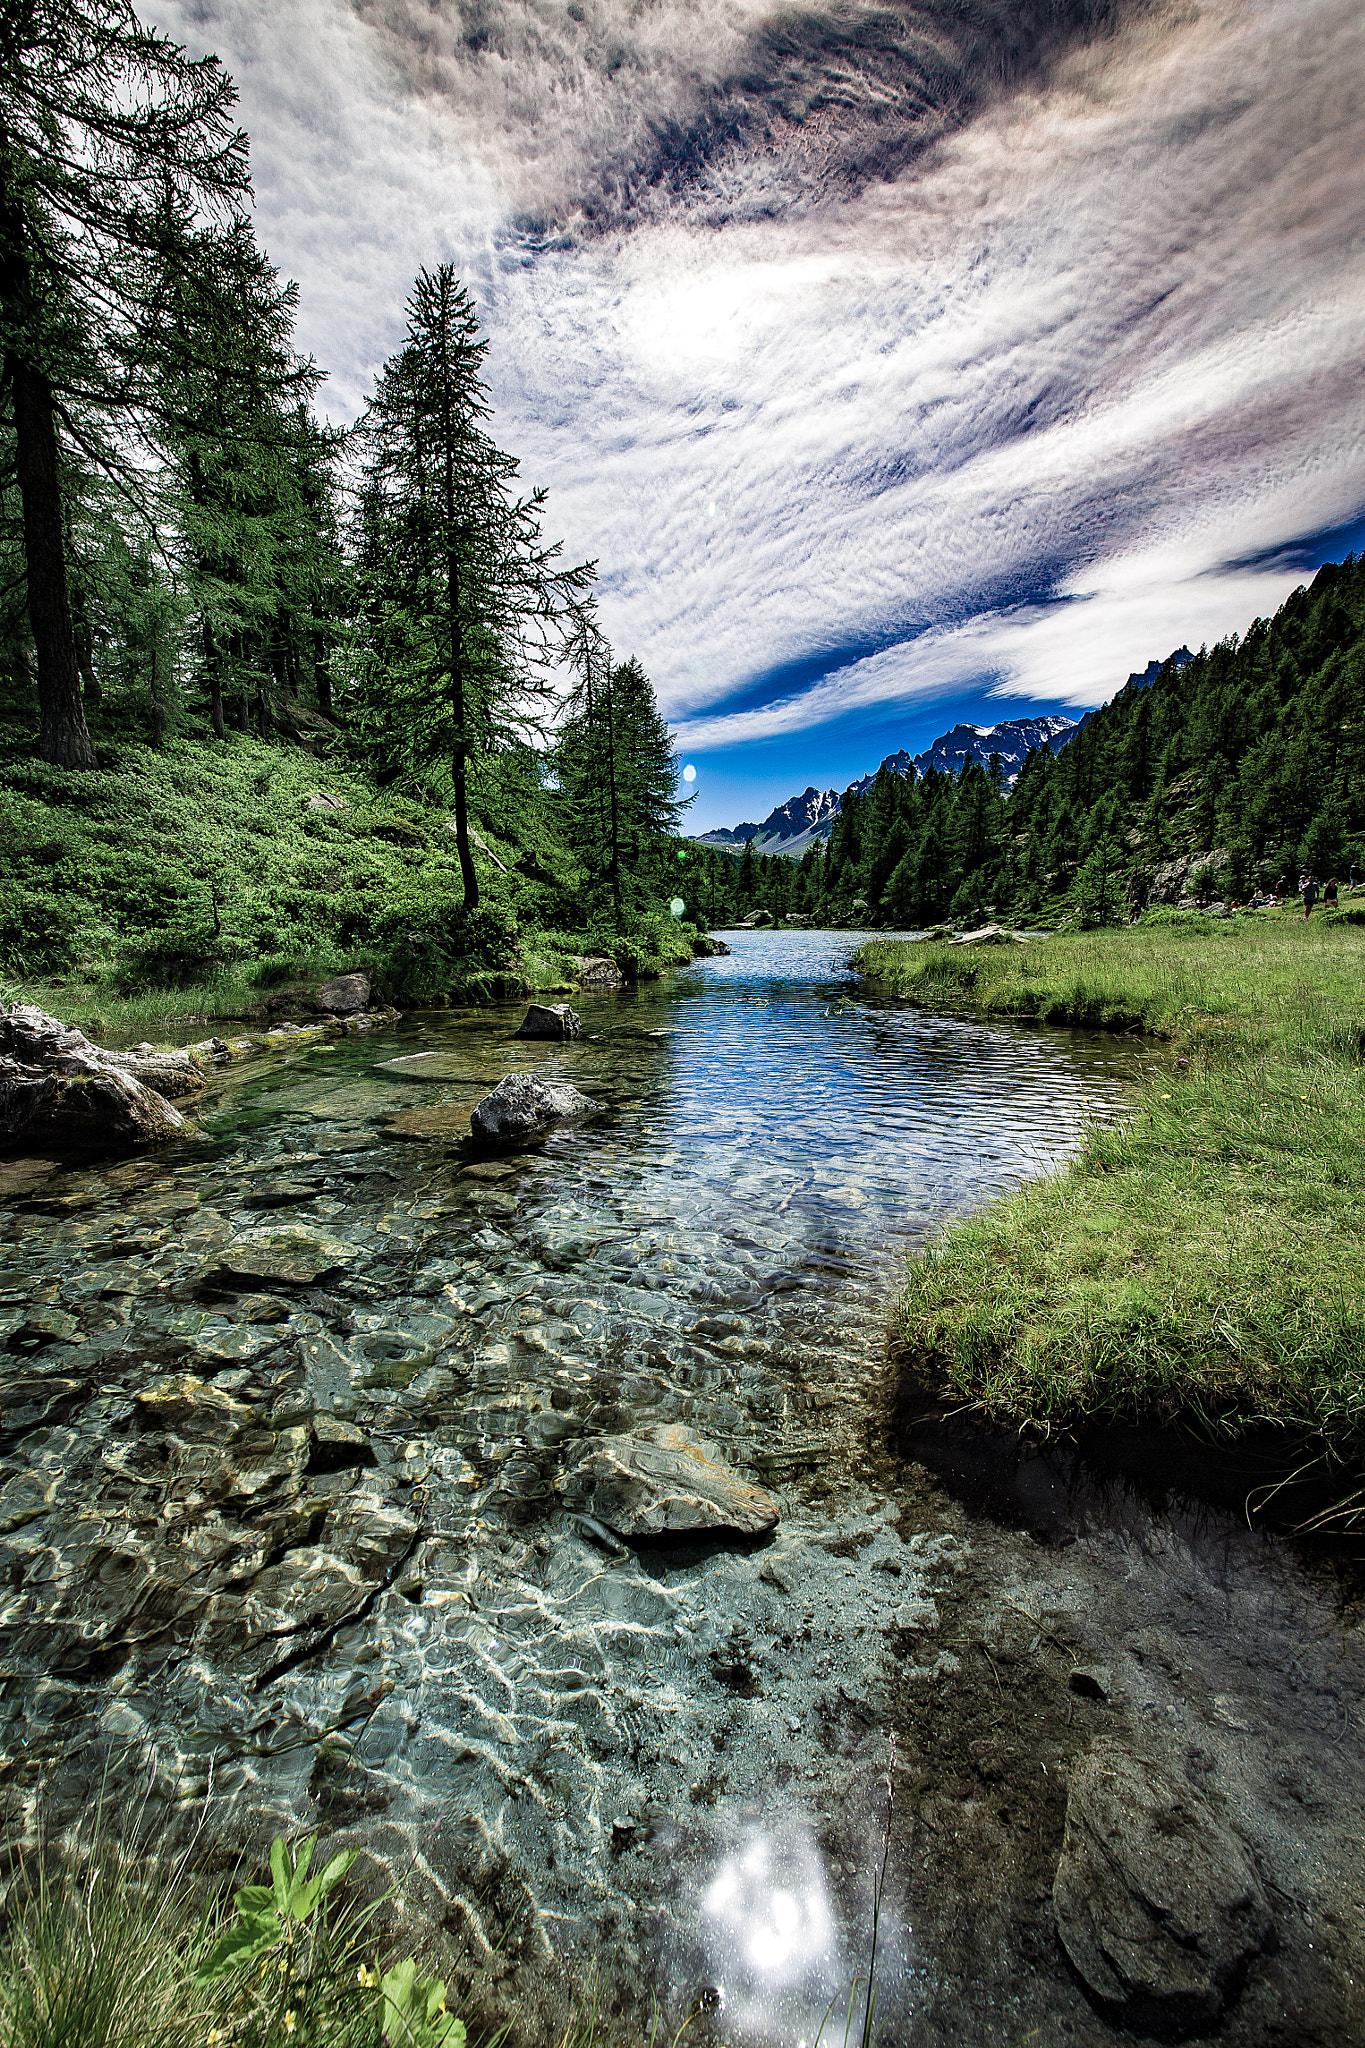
0,0,252,767
353,265,592,909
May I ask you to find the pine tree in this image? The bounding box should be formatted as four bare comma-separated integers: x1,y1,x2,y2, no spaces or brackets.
0,0,251,765
353,266,591,908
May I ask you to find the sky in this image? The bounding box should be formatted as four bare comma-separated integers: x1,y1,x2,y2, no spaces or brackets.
156,0,1365,831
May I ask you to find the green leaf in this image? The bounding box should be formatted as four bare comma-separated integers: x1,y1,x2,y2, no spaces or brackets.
317,1848,357,1896
289,1874,323,1922
270,1835,291,1910
234,1884,276,1916
291,1835,317,1887
194,1914,283,1983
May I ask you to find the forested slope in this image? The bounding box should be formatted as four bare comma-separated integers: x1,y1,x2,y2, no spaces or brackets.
0,5,702,1020
723,556,1365,929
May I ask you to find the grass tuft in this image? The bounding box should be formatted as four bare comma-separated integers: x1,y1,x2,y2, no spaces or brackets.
855,912,1365,1506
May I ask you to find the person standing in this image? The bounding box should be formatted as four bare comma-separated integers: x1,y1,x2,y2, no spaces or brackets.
1301,874,1318,919
1325,877,1339,910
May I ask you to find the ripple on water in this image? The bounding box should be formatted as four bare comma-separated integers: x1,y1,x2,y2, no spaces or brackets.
0,932,1131,2038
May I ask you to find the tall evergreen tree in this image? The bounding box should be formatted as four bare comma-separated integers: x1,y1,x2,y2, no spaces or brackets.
0,0,251,765
353,265,591,908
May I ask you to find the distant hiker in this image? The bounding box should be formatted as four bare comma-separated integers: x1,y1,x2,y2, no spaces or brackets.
1275,872,1291,899
1301,874,1318,919
1325,877,1339,910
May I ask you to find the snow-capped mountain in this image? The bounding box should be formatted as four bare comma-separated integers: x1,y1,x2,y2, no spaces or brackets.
691,649,1194,859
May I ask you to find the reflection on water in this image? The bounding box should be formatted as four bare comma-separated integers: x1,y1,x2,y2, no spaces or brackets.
699,1816,837,2030
0,931,1131,2038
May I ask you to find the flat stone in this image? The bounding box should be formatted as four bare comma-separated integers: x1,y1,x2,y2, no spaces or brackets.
241,1179,320,1209
135,1375,255,1439
1053,1743,1273,2033
205,1225,354,1286
471,1071,601,1144
515,1004,581,1040
573,1423,780,1537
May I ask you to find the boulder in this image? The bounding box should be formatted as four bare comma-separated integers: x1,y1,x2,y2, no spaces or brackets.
572,1423,780,1537
1053,1743,1273,2034
315,971,370,1015
470,1071,601,1143
574,955,625,991
268,972,371,1020
515,1003,581,1040
0,1006,196,1151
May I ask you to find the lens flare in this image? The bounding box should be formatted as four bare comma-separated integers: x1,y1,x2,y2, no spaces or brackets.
683,763,697,782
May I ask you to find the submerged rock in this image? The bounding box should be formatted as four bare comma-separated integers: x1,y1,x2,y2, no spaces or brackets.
205,1224,354,1286
1053,1742,1273,2033
515,1003,581,1040
573,1423,781,1537
470,1071,601,1144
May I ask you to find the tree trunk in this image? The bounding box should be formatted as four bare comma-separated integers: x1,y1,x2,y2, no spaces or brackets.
313,628,334,719
150,639,168,747
203,621,225,739
11,357,95,768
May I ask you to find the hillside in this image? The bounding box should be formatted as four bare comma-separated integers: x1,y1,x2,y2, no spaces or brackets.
704,563,1363,928
0,723,704,1030
692,669,1191,865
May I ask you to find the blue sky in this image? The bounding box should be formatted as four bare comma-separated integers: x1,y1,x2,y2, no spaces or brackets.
155,0,1365,834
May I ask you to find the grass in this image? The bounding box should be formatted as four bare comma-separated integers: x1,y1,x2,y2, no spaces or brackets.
853,910,1365,1509
0,725,705,1036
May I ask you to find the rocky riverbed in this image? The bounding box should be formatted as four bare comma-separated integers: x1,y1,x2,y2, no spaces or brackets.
1,933,1360,2044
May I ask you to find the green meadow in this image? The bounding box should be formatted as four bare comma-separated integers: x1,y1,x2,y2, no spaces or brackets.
854,911,1365,1511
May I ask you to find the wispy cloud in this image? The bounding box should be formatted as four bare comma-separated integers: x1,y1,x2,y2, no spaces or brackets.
153,0,1365,766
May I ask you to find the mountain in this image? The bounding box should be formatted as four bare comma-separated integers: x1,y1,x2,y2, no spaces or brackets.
693,786,841,859
850,713,1082,794
691,649,1195,859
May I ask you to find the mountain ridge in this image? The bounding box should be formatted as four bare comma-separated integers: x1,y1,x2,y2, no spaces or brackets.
692,650,1193,859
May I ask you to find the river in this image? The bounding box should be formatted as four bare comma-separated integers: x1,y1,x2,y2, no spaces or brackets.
1,931,1360,2044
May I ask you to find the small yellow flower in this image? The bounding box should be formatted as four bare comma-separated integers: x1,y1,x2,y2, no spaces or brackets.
357,1964,380,1989
283,2014,297,2036
208,2032,225,2046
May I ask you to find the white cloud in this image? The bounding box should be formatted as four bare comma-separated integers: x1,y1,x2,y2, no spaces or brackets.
148,0,1365,747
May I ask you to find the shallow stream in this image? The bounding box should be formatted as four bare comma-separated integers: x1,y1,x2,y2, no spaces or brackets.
2,932,1361,2044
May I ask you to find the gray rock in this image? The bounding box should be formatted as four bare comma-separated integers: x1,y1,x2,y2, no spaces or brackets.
470,1071,600,1143
948,924,1024,947
0,1005,205,1153
205,1225,354,1286
1053,1743,1273,2033
515,1003,582,1040
572,1423,781,1536
574,956,624,991
316,972,370,1015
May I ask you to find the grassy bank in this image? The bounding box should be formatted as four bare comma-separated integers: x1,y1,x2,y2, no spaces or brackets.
853,913,1365,1511
0,731,703,1036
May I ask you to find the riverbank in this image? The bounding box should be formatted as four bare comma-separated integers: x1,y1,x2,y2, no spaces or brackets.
853,914,1365,1515
0,730,706,1036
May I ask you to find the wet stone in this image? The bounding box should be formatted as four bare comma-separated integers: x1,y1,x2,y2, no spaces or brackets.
471,1072,601,1144
204,1224,354,1286
1053,1742,1274,2033
570,1423,781,1537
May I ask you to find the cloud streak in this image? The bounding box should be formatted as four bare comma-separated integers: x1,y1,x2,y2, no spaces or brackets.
153,0,1365,777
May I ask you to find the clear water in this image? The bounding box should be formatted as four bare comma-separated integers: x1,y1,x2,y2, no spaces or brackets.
0,931,1133,2037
